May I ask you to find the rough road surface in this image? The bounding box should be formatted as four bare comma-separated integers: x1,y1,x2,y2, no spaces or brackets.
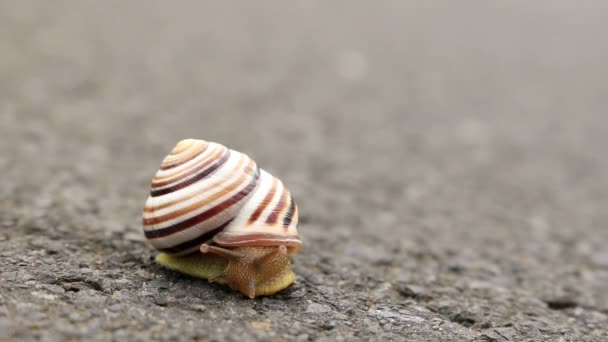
1,1,608,341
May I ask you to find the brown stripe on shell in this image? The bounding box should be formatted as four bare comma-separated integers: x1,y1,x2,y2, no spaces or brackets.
150,150,231,197
162,140,206,164
282,198,296,227
144,169,259,239
156,219,233,254
248,177,278,224
160,142,208,170
143,158,257,214
152,147,224,188
266,187,288,225
144,154,248,225
213,232,301,253
153,144,221,182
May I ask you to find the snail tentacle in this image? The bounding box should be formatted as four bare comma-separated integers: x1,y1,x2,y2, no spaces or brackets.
200,244,244,260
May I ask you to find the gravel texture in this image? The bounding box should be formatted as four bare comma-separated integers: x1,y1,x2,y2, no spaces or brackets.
1,1,608,341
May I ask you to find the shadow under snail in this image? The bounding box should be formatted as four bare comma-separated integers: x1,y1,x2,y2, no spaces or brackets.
142,139,302,298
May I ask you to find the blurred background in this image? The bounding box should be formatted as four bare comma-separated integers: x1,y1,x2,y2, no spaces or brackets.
1,1,607,340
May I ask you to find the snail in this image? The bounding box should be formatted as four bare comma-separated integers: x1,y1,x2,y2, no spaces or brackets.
142,139,301,298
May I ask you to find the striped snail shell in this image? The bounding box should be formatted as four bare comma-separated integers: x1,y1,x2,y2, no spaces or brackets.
142,139,302,298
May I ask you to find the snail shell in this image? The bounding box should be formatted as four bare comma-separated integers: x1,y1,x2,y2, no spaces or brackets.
142,139,301,298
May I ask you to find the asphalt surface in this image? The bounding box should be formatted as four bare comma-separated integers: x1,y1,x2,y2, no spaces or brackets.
1,1,608,341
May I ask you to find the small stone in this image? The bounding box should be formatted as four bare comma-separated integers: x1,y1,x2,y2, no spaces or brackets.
447,263,465,274
168,288,186,298
154,295,167,306
368,323,381,334
189,304,207,312
477,333,500,341
45,241,63,254
124,232,145,242
113,329,129,342
526,317,558,333
1,219,15,228
322,321,336,330
306,303,331,314
42,284,65,295
150,279,170,289
135,270,151,279
248,321,272,331
108,303,124,312
544,297,578,310
29,312,47,321
492,327,515,340
396,283,430,300
590,252,608,268
469,281,497,290
338,300,356,313
100,279,113,293
31,291,57,301
450,310,477,327
288,289,307,298
68,311,90,322
296,334,309,342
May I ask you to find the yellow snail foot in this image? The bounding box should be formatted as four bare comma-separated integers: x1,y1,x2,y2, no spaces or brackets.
155,252,229,284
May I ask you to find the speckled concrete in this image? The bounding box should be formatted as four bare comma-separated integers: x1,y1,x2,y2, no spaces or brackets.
1,1,607,341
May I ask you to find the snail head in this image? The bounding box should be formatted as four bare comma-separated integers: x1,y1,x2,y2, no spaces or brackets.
200,244,296,299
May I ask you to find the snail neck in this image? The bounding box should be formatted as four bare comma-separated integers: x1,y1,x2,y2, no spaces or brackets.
201,245,296,299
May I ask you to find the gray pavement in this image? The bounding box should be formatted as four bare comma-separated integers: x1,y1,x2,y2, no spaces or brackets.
1,1,607,341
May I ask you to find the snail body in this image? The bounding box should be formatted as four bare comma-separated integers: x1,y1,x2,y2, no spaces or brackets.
143,139,301,298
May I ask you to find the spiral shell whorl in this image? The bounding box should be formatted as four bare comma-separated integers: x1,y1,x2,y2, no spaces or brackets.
143,139,301,256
